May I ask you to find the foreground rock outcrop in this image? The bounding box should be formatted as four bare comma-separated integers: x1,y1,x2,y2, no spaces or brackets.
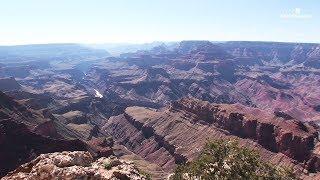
0,120,88,177
0,91,112,177
3,151,147,180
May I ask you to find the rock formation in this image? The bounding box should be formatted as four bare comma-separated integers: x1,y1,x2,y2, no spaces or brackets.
2,41,320,179
102,98,320,178
0,77,21,92
2,151,147,180
0,120,88,177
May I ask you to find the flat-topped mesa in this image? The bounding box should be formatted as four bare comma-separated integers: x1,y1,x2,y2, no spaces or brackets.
170,98,319,163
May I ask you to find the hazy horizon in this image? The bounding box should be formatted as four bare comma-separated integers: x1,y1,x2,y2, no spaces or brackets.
1,0,319,45
2,39,320,47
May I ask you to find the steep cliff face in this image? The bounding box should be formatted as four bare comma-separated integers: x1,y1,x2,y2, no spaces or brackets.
171,98,319,164
0,120,88,177
102,98,320,177
0,91,49,128
102,113,181,171
0,77,21,92
2,151,147,180
0,91,114,177
7,91,54,110
33,120,62,139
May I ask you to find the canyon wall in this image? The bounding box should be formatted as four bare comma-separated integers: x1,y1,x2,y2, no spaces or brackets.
102,98,320,176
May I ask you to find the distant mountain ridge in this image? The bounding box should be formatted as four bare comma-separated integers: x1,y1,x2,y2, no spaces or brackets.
89,40,320,66
0,43,110,62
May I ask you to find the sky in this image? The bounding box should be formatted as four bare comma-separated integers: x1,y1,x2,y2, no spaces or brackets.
0,0,319,45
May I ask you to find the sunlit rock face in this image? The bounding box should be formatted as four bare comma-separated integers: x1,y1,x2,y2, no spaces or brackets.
2,151,147,180
102,98,320,177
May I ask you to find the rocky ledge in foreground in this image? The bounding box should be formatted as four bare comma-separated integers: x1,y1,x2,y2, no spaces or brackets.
0,119,88,177
3,151,148,180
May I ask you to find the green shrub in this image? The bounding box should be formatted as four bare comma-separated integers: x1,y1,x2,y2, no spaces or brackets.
104,162,112,170
139,170,152,180
136,167,152,180
171,140,297,180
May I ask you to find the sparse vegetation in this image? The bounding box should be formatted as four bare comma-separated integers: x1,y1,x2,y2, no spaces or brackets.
171,140,297,180
105,136,114,146
103,162,112,170
134,164,152,180
139,170,152,180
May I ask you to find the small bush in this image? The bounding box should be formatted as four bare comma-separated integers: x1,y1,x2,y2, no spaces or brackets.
141,171,152,180
171,139,297,180
104,163,112,170
137,169,152,180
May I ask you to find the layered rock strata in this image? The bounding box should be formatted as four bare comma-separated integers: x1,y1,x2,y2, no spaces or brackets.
102,98,320,177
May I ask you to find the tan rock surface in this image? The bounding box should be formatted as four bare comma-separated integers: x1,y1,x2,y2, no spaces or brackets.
3,151,147,180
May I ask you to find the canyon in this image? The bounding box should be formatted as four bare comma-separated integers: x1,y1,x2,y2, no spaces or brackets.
1,41,320,179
